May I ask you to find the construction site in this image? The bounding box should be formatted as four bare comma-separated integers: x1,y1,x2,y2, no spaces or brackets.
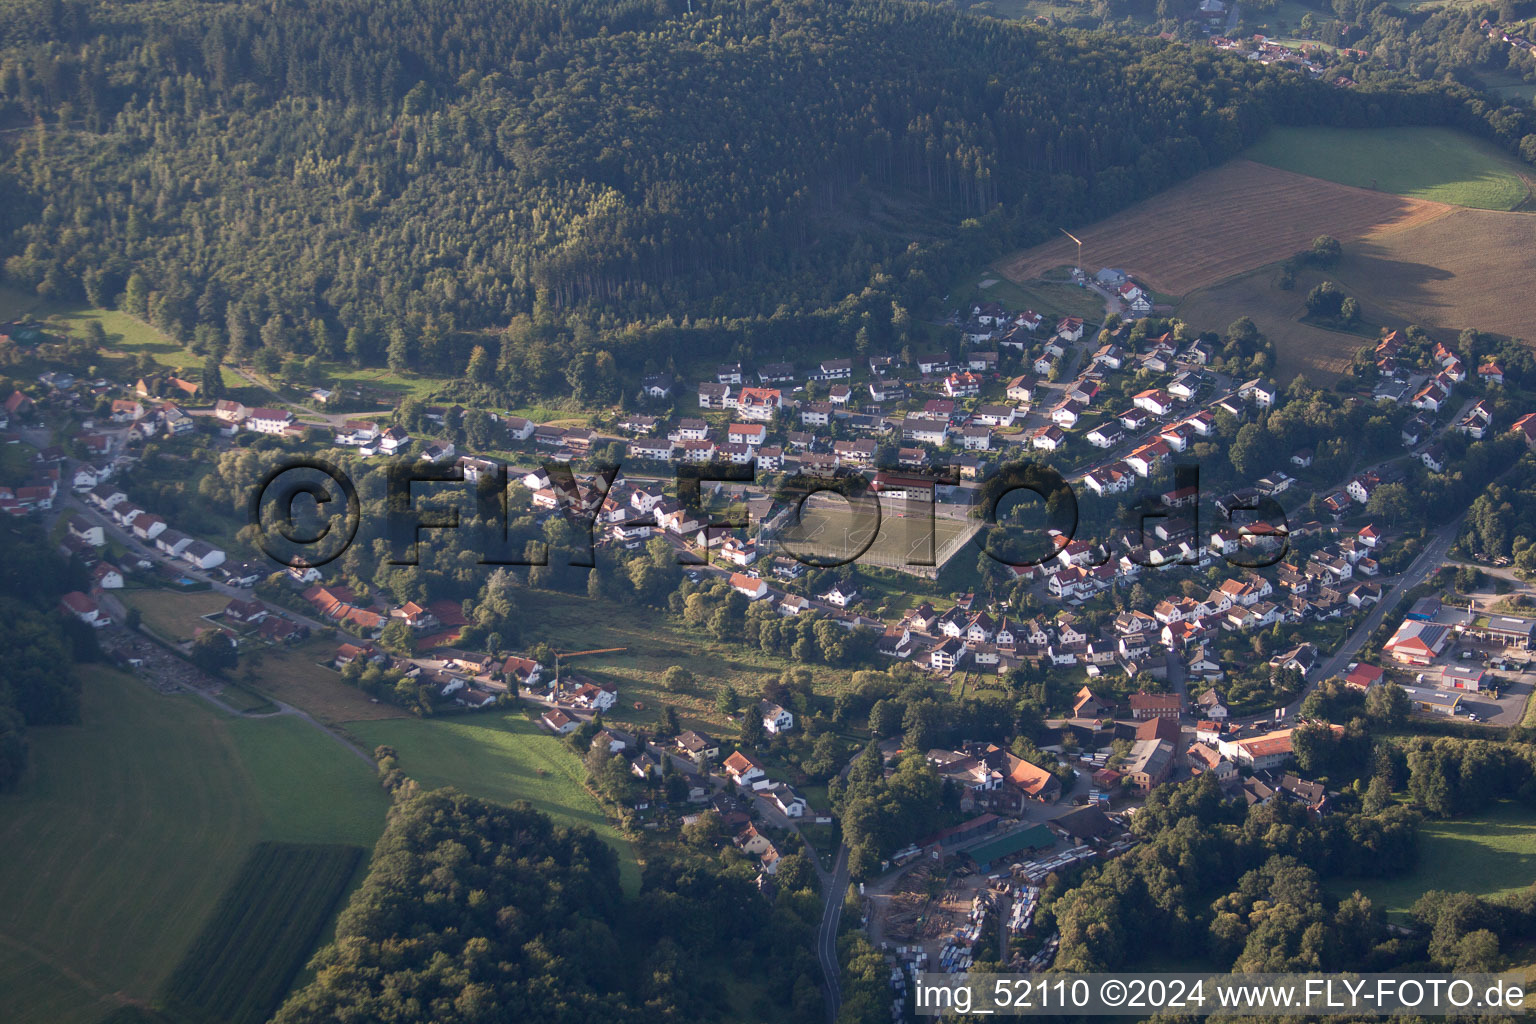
863,809,1141,996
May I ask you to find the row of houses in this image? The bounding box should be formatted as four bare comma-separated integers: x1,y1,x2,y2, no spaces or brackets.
82,483,227,569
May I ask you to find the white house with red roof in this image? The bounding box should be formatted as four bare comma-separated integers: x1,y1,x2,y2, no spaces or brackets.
1056,317,1085,342
247,407,295,435
727,422,766,446
730,572,769,601
541,708,577,735
722,750,769,789
61,591,109,627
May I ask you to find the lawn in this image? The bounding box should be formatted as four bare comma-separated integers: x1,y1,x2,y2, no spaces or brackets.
1479,70,1536,104
0,667,389,1024
1244,126,1533,211
966,271,1107,323
243,638,412,725
0,285,244,387
1329,802,1536,918
120,588,230,644
348,710,643,894
519,591,860,732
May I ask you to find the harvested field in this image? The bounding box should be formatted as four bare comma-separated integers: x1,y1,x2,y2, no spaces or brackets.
1178,205,1536,382
1176,266,1371,385
1334,207,1536,340
997,160,1451,297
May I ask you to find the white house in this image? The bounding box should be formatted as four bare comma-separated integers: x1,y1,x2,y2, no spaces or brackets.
60,591,110,627
246,407,295,435
1056,317,1085,342
379,426,412,455
723,750,768,789
66,516,104,548
821,582,859,608
181,539,227,570
764,783,808,818
541,708,578,735
730,572,769,601
760,700,795,734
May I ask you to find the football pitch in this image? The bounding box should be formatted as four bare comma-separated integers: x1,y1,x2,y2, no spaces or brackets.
768,494,980,577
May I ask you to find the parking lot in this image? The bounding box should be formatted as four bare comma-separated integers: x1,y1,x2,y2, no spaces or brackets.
1409,635,1534,726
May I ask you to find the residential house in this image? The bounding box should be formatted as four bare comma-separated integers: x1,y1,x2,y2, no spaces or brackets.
676,730,721,763
760,701,795,734
541,708,578,735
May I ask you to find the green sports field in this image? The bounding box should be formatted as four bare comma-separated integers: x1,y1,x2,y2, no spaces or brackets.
1245,126,1533,211
348,711,643,894
0,667,389,1024
1329,801,1536,918
774,493,980,576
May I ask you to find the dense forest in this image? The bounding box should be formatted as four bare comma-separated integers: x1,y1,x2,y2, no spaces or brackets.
274,787,823,1024
5,0,1536,399
0,519,90,790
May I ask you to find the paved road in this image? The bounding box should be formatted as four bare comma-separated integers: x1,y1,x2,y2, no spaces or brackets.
817,842,851,1023
1233,505,1471,727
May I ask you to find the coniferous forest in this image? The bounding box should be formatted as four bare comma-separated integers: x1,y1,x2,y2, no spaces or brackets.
4,0,1536,395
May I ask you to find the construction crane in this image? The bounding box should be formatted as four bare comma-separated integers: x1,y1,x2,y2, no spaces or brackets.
1060,228,1083,276
551,647,626,699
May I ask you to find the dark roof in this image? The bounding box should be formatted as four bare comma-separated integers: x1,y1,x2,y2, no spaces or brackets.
1054,805,1115,841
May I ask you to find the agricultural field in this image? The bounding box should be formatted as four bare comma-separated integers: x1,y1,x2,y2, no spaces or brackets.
0,667,388,1024
1330,802,1536,918
158,843,363,1024
1180,202,1536,365
1175,265,1374,384
1324,206,1536,340
348,711,643,894
224,714,388,847
996,160,1449,296
1244,126,1534,211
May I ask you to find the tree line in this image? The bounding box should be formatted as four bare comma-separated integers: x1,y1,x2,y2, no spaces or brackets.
0,519,91,791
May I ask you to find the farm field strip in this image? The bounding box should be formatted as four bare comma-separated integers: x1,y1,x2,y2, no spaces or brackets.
0,668,388,1024
159,842,363,1024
